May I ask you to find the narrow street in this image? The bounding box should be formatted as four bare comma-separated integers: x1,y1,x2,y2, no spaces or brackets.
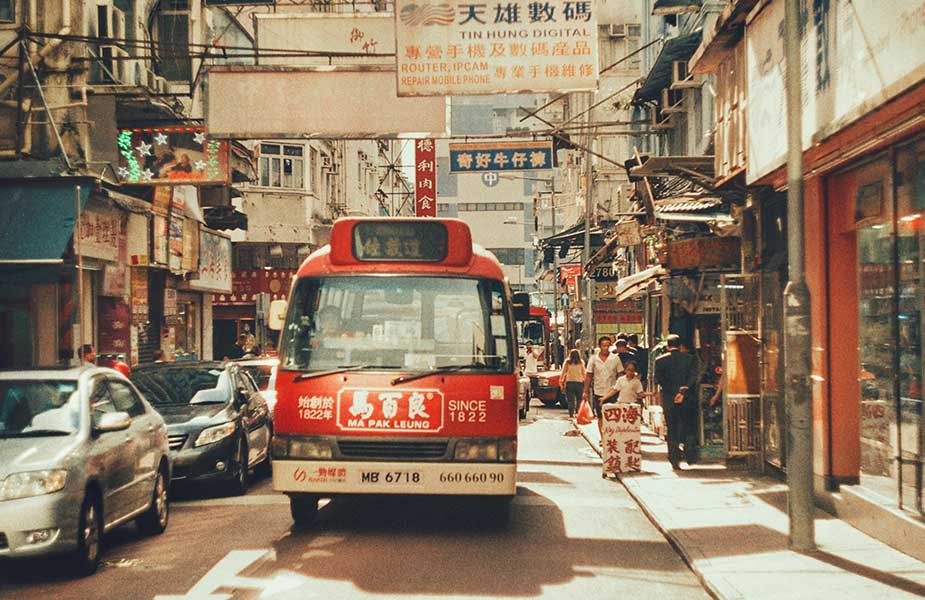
0,405,709,600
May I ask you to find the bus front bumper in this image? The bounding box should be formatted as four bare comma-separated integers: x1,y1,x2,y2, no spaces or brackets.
272,460,516,496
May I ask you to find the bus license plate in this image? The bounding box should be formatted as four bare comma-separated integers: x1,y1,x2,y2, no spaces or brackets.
360,470,422,485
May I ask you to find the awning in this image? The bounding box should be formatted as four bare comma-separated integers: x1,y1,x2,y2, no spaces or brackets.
633,31,702,104
539,220,604,249
653,0,702,15
630,155,715,188
654,194,722,213
689,0,760,75
0,180,94,264
614,266,667,302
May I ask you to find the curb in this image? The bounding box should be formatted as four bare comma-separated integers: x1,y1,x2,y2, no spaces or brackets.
571,420,727,600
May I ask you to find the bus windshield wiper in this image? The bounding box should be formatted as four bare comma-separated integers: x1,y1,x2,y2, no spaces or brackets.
293,365,402,382
0,429,73,437
391,363,491,386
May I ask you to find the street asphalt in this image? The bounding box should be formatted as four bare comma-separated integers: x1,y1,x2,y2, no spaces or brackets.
0,403,710,600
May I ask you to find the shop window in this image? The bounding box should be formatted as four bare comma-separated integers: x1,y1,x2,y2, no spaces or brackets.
259,143,304,189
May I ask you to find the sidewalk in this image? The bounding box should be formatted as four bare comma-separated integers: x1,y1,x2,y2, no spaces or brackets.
574,419,925,600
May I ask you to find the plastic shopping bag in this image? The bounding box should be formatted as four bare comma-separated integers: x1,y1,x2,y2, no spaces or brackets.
576,398,593,425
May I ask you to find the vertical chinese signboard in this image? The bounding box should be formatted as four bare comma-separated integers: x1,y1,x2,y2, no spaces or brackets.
601,402,642,475
415,138,437,217
395,0,599,96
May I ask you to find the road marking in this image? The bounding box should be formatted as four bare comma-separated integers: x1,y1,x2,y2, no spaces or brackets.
154,549,316,600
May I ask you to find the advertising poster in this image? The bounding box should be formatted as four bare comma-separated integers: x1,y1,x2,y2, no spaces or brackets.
153,216,168,265
190,229,232,293
130,268,148,324
395,0,599,96
169,215,184,273
601,402,642,475
117,127,230,185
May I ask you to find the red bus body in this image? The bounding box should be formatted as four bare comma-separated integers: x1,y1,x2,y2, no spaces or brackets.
271,218,519,501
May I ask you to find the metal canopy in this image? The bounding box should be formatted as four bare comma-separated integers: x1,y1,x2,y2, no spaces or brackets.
614,266,667,302
633,31,702,104
653,0,703,15
689,0,760,75
539,221,605,249
630,155,715,188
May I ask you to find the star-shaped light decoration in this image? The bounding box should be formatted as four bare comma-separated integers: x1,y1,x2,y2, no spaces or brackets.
141,169,154,182
194,160,206,171
193,131,207,145
117,166,129,179
136,141,153,156
154,132,169,146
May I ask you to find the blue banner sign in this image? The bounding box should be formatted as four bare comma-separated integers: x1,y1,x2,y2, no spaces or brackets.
449,141,554,173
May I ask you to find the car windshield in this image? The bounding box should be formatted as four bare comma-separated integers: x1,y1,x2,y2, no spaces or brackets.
0,380,80,435
280,275,514,373
131,367,232,406
239,364,274,391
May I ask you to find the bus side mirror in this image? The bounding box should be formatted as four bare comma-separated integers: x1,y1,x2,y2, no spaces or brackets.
268,300,287,331
511,292,530,321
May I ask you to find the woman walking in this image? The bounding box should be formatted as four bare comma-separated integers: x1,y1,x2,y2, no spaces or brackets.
559,349,586,419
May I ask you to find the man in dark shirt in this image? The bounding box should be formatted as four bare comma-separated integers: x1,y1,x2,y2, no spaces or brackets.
654,335,699,470
626,333,648,383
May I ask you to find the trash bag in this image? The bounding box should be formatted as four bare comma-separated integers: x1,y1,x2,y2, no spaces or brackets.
576,398,593,425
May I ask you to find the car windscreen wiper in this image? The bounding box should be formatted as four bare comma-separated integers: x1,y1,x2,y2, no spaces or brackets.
0,429,73,437
391,363,492,386
293,364,402,382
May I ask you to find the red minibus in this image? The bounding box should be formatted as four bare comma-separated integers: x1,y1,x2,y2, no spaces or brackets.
269,218,528,526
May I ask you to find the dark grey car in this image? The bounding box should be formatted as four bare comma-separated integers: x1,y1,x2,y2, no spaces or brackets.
0,367,171,575
130,362,271,495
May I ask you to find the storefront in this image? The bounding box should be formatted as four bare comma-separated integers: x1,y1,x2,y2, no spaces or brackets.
213,267,294,357
825,134,925,516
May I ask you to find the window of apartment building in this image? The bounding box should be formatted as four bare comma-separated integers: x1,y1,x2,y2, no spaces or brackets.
259,143,304,189
487,247,526,265
0,0,14,23
155,0,191,82
457,202,525,212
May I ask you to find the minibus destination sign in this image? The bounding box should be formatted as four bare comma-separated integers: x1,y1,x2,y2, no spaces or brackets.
352,221,448,262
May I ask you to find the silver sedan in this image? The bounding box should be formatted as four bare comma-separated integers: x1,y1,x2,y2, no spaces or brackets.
0,366,171,575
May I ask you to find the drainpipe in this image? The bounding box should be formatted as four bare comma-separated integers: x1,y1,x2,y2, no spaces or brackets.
784,0,815,551
0,0,72,99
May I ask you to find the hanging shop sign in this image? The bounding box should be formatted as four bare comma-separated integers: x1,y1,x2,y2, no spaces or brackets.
130,267,148,324
415,138,437,217
182,219,198,273
189,229,233,294
394,0,599,96
254,13,395,66
449,141,553,173
614,220,642,246
213,269,298,306
101,231,128,297
746,0,925,183
667,237,741,271
77,203,121,262
117,127,230,185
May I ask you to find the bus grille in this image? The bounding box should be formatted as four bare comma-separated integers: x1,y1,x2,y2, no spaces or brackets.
338,440,448,460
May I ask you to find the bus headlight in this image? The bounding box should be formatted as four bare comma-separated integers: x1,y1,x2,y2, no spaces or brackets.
288,439,333,460
454,440,498,461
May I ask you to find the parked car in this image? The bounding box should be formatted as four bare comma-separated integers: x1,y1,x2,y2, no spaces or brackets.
234,358,279,420
0,367,171,575
534,369,565,408
130,362,270,495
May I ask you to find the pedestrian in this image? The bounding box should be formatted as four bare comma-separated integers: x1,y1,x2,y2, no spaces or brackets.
600,361,652,405
612,338,636,369
626,333,648,385
654,334,699,470
227,334,247,360
583,336,624,437
523,340,544,401
78,344,96,366
558,348,585,419
152,349,165,363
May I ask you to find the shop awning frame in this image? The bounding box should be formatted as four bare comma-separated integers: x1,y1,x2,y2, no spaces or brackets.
633,30,702,104
0,178,94,264
630,155,716,189
614,265,667,302
653,0,703,15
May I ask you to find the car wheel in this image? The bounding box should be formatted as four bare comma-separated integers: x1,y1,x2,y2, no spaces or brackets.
74,491,103,576
290,494,319,528
228,437,249,496
137,465,170,535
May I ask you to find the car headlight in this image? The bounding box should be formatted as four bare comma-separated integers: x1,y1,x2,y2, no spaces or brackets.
538,377,549,386
0,470,68,502
194,422,237,447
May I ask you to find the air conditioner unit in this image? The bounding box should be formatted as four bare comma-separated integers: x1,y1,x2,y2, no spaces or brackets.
661,87,685,114
608,23,626,38
670,60,701,90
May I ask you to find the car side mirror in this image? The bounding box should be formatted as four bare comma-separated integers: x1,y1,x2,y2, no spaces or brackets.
93,411,131,434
